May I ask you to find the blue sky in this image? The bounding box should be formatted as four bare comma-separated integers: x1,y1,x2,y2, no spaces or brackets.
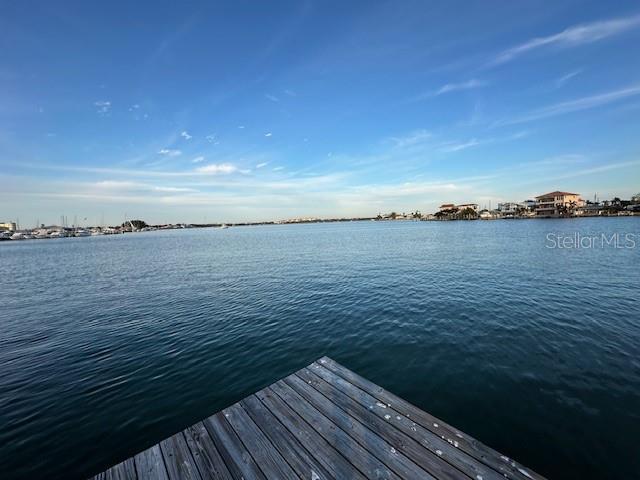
1,0,639,225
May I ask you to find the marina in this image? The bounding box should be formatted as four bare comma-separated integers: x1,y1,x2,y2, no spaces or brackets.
92,357,544,480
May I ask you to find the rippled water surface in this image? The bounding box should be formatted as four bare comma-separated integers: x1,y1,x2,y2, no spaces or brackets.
1,218,639,479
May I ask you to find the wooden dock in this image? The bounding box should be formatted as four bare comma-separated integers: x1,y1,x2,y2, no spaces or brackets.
91,357,546,480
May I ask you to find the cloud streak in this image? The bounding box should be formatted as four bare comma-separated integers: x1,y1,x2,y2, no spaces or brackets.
440,138,480,152
390,129,432,148
555,69,582,88
195,163,238,175
410,79,486,101
158,148,182,157
435,79,487,96
498,83,640,125
488,14,640,66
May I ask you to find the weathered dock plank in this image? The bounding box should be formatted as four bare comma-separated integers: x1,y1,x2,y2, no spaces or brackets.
222,403,298,480
254,386,367,479
91,357,547,480
160,432,202,480
317,356,545,480
203,413,265,480
183,422,233,480
284,373,436,479
302,363,503,480
271,379,402,480
135,445,169,480
240,395,332,480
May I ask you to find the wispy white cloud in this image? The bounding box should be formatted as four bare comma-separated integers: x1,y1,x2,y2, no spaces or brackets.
181,131,192,140
521,153,586,167
390,129,432,148
284,89,296,97
264,132,273,137
195,163,238,175
238,125,245,129
158,148,182,157
488,14,640,67
498,83,640,125
546,160,640,180
435,79,487,96
411,79,486,101
153,186,196,192
440,130,529,153
94,100,111,115
514,160,640,187
273,166,284,171
128,104,140,111
192,156,205,163
256,162,269,169
94,180,141,189
555,69,582,88
265,94,279,102
94,180,197,193
440,138,480,152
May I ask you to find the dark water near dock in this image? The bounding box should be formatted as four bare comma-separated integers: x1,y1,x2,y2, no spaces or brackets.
1,218,639,479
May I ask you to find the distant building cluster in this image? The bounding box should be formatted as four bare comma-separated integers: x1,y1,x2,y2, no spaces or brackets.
428,191,640,220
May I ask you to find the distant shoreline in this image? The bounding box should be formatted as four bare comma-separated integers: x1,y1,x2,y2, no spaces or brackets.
2,213,639,242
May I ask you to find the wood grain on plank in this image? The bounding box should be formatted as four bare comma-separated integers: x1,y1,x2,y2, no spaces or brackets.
222,402,298,480
135,445,169,480
160,432,202,480
203,412,266,480
255,386,367,480
183,422,234,480
240,394,332,480
317,356,546,480
104,457,136,480
285,372,438,480
303,364,504,480
271,379,402,480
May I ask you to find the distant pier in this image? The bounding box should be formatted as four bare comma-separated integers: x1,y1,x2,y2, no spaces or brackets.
91,357,545,479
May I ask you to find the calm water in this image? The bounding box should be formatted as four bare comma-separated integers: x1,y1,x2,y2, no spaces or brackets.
1,218,639,479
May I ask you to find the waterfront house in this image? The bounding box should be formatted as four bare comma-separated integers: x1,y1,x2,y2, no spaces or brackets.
456,203,478,212
535,191,584,217
497,202,523,217
439,203,456,211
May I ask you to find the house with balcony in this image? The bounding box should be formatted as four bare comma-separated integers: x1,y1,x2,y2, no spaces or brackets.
439,203,456,212
456,203,479,212
535,191,584,217
497,202,522,217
